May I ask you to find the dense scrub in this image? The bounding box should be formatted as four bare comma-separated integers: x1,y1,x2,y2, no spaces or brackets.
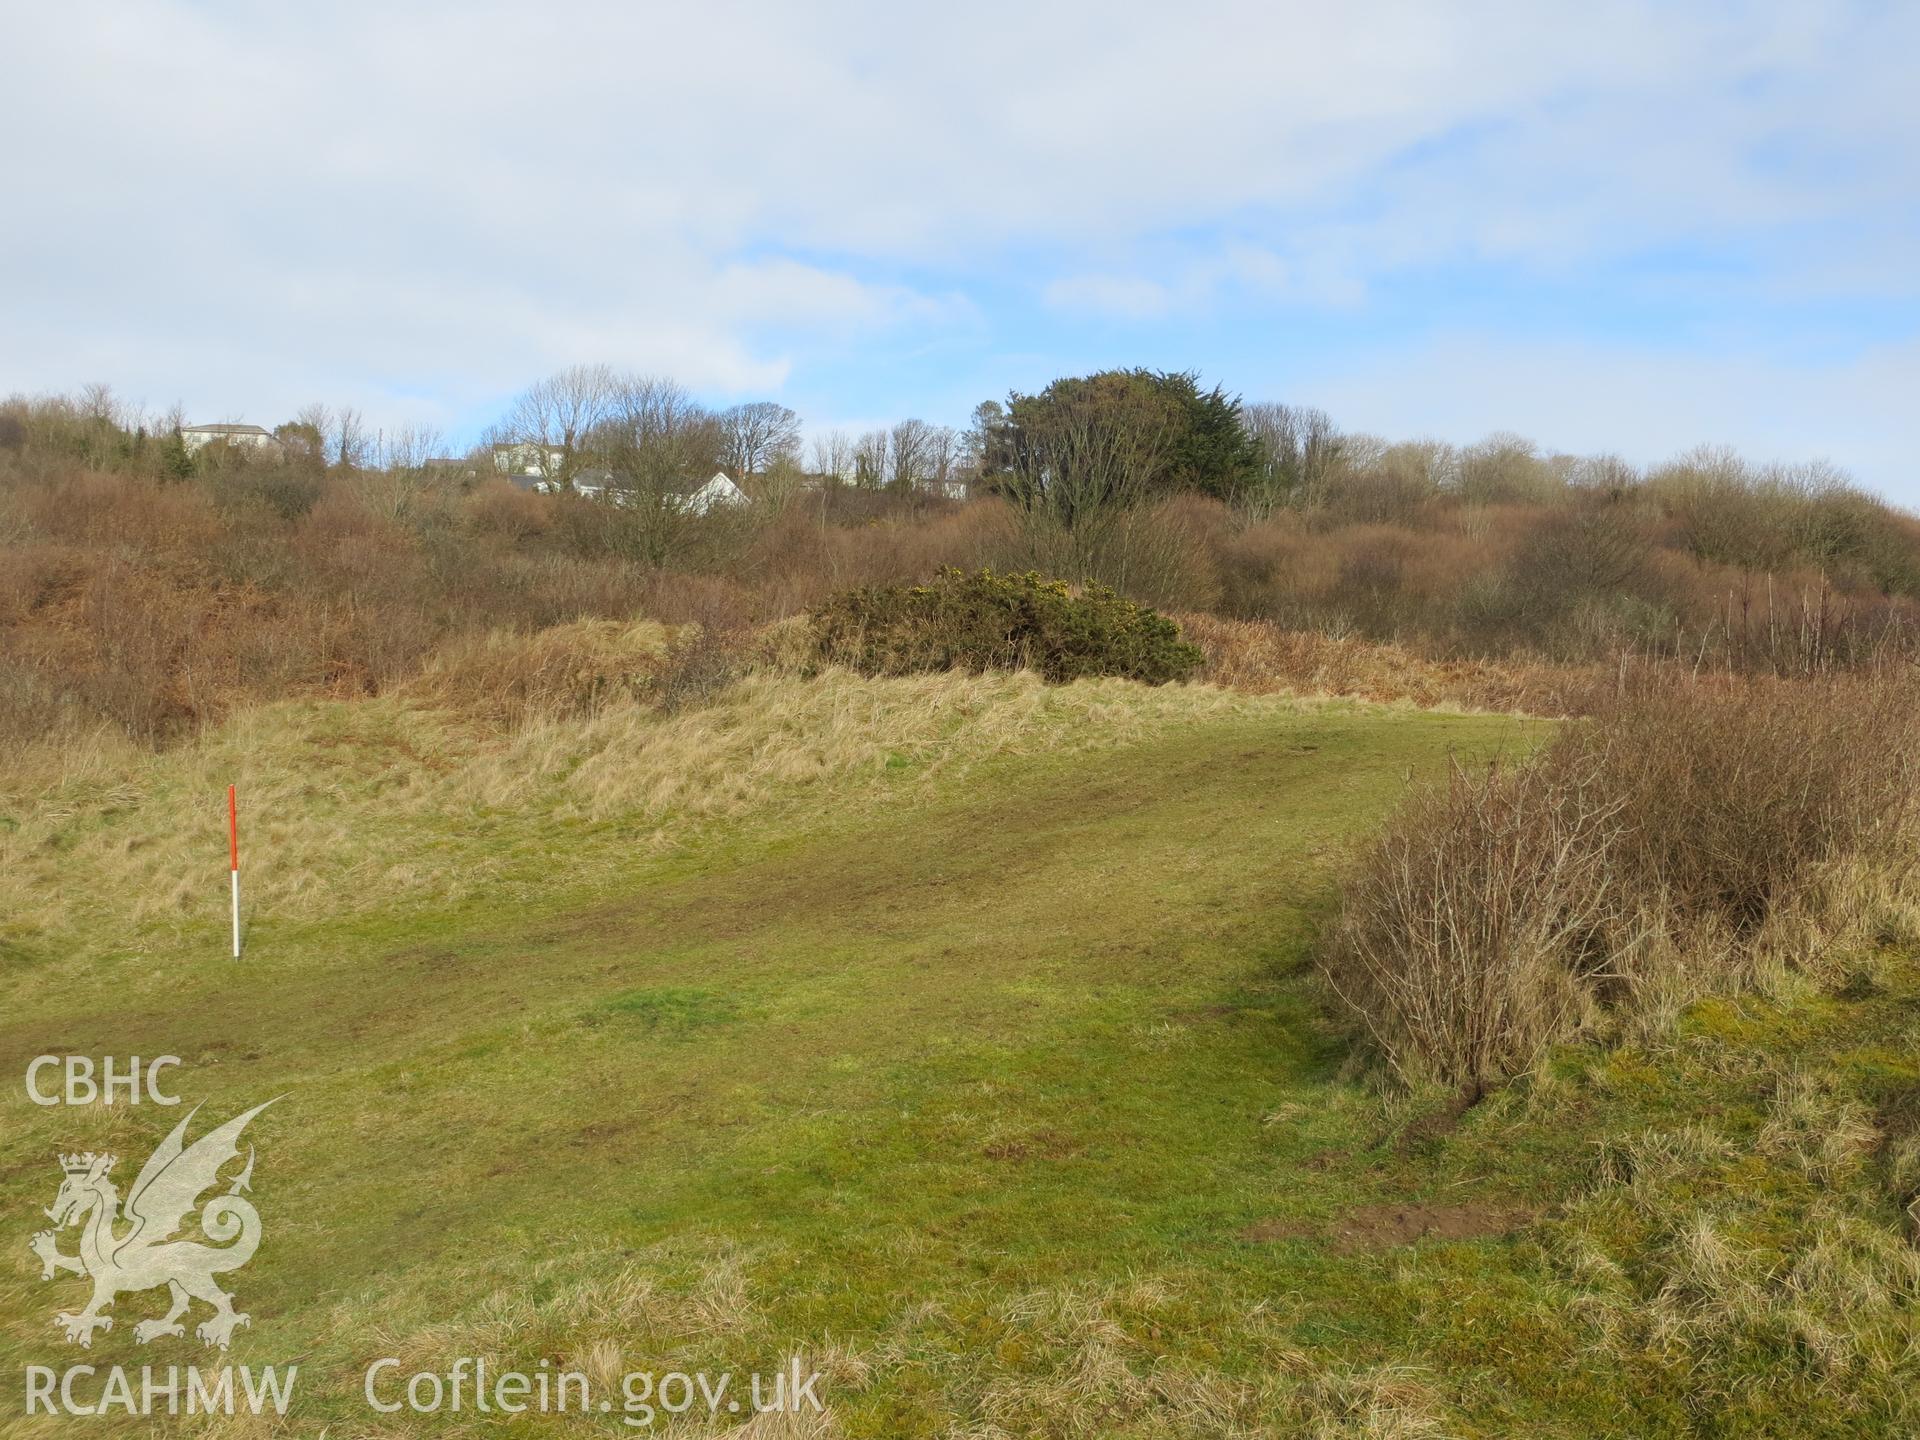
810,568,1203,685
1323,671,1920,1092
7,386,1920,747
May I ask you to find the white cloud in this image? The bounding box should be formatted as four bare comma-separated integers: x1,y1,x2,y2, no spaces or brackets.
0,0,1913,465
710,260,977,334
1045,243,1364,319
1044,274,1175,319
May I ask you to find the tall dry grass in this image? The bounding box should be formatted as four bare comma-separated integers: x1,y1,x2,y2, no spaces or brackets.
0,666,1282,957
1548,1071,1920,1418
1178,612,1608,716
407,619,673,727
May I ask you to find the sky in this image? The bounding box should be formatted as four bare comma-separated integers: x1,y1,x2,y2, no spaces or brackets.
2,1,1916,498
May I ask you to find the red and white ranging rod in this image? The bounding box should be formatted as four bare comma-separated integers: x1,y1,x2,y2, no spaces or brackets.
228,784,242,959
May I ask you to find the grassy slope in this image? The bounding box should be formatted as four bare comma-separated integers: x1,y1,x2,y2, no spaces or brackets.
1,678,1914,1436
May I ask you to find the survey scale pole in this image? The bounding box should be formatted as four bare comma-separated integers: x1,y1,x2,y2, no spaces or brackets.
229,784,241,959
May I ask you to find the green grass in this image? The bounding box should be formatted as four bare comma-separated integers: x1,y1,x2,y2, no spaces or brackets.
2,681,1915,1436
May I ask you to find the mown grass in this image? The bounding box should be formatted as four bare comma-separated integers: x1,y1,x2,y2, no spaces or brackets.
2,674,1914,1436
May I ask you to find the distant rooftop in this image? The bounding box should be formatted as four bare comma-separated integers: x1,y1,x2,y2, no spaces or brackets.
574,468,736,495
182,423,273,436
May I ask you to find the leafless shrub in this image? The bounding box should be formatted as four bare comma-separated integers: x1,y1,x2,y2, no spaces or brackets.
1575,672,1920,943
1324,670,1920,1090
462,479,553,540
1004,495,1223,613
1454,432,1565,507
652,626,746,714
1322,749,1628,1095
646,577,757,713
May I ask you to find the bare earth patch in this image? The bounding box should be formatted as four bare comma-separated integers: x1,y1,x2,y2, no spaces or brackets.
1241,1203,1532,1253
983,1128,1081,1162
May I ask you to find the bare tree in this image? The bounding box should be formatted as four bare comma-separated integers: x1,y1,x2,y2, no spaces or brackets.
1514,490,1654,597
887,418,937,490
1331,438,1453,524
64,382,125,467
293,403,332,449
331,406,370,469
1568,452,1639,492
376,424,444,475
77,382,119,425
499,364,618,489
596,375,724,480
718,401,801,480
1457,432,1555,506
810,430,854,485
275,411,328,465
352,424,447,520
1243,402,1343,513
756,452,807,509
926,424,958,493
853,429,889,489
574,375,730,563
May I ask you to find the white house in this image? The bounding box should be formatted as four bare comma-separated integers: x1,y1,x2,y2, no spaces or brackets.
567,469,747,513
181,423,281,456
678,471,748,514
492,441,565,477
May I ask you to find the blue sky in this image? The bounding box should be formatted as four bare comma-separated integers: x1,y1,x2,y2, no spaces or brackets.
4,1,1917,498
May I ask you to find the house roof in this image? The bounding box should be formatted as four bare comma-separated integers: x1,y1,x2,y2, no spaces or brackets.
573,469,740,495
183,423,273,436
